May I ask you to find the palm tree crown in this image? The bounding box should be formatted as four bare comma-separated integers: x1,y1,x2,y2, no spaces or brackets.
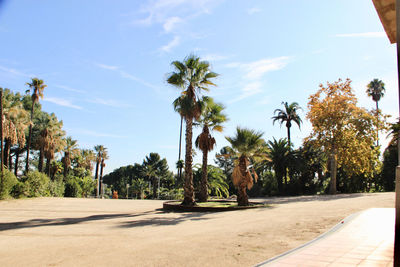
272,101,302,147
366,79,385,103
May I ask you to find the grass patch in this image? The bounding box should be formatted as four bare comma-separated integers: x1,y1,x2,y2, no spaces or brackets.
197,201,238,208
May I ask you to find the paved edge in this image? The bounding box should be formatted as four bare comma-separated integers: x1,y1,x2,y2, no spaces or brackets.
253,210,363,266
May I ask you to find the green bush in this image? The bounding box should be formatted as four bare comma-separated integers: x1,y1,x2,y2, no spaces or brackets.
11,181,27,198
79,176,95,197
48,177,65,197
64,178,82,197
0,169,18,199
22,171,51,197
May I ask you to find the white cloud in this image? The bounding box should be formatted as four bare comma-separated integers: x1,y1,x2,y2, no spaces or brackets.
54,84,85,94
163,16,182,32
87,97,132,108
227,56,290,80
160,36,181,52
44,97,83,110
229,82,262,103
335,32,386,38
0,65,33,77
95,63,119,70
247,7,261,15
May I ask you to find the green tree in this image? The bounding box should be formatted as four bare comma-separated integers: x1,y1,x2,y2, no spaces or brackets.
99,148,108,198
62,137,79,178
195,97,227,202
307,78,377,194
193,165,229,198
25,78,47,173
272,101,302,148
94,145,106,197
167,55,218,206
142,152,171,199
131,178,148,199
225,127,266,206
266,138,290,194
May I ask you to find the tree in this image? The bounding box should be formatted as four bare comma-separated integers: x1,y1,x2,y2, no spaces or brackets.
266,138,290,194
62,137,79,178
195,97,227,202
25,78,47,173
366,79,386,146
272,101,302,148
99,148,108,198
225,127,266,206
173,96,185,184
141,152,170,199
307,79,377,194
167,55,218,206
94,145,105,197
193,165,229,198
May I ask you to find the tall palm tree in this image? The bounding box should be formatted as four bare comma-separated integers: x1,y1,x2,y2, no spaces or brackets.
266,138,290,194
62,137,79,178
366,79,385,146
195,97,227,202
173,96,185,184
94,145,105,197
25,78,46,173
167,54,218,206
272,101,302,148
225,127,266,206
99,148,108,198
44,119,65,176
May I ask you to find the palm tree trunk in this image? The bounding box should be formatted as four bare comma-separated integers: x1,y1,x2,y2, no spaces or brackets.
3,138,9,168
14,147,19,177
95,161,100,197
329,150,337,194
237,156,249,206
178,116,183,182
0,89,3,192
181,117,195,206
38,148,44,172
99,159,104,198
8,150,12,171
376,100,379,147
25,102,35,173
287,125,291,149
46,157,51,177
198,149,209,202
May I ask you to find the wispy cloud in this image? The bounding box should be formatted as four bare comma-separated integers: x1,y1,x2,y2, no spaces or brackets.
226,56,290,102
94,62,159,90
44,97,83,110
229,82,262,103
71,129,127,138
247,7,261,15
160,36,181,52
0,65,33,77
87,97,132,108
335,32,386,38
53,84,86,94
227,56,290,80
163,16,183,33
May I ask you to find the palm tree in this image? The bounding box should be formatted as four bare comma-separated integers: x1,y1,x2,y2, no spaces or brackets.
173,96,185,184
99,148,108,198
266,138,290,194
62,137,79,178
195,97,227,202
94,145,105,197
44,120,65,176
366,79,385,146
272,102,302,148
225,127,266,206
25,78,46,173
167,54,218,206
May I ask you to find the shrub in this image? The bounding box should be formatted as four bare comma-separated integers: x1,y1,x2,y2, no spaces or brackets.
0,169,18,199
11,181,27,199
64,178,82,197
22,171,51,197
48,177,65,197
79,176,95,197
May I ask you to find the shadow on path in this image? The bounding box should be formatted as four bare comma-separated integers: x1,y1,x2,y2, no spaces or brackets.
253,193,373,205
0,209,210,231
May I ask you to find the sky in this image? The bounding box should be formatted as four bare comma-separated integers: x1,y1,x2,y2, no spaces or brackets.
0,0,398,175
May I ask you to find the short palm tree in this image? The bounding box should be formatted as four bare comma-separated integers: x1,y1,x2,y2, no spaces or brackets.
366,79,385,146
272,102,302,148
225,127,266,206
167,54,218,206
62,137,79,178
195,97,227,202
266,138,290,194
25,78,47,173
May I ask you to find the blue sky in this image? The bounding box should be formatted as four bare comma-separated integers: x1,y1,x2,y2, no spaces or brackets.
0,0,397,174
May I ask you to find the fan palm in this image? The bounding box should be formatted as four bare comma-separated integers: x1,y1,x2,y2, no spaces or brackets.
25,78,46,173
195,97,227,202
94,145,105,197
167,55,218,206
272,102,302,148
225,127,266,206
366,79,385,146
99,148,108,198
62,137,79,178
266,138,290,194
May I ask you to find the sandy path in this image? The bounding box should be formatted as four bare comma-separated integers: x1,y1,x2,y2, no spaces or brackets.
0,193,394,267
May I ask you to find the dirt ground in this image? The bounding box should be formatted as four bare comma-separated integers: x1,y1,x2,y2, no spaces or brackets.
0,192,394,267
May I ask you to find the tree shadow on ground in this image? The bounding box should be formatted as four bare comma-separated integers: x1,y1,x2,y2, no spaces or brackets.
253,193,377,205
0,209,213,232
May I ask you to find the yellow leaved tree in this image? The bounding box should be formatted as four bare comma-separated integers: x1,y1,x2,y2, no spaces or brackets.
307,78,380,194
